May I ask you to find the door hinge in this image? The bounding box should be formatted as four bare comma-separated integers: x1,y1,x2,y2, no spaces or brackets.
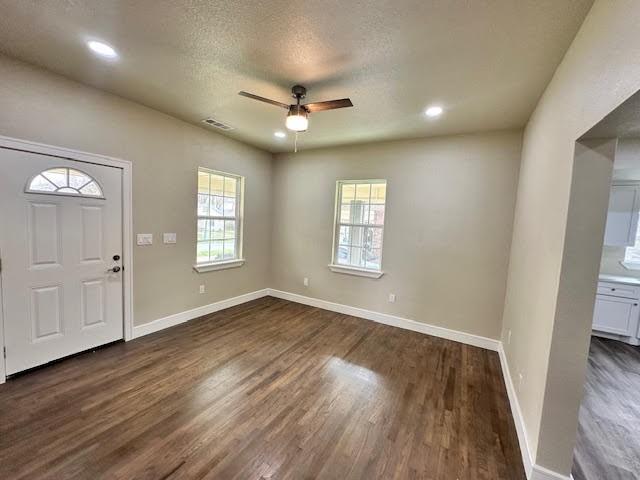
2,347,5,359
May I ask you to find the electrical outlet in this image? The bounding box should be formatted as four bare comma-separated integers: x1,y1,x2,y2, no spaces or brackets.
136,233,153,246
199,285,205,294
388,293,396,303
507,330,512,345
303,277,309,287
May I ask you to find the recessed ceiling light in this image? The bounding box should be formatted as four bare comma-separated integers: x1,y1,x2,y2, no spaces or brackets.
274,131,286,138
87,40,118,59
425,106,443,118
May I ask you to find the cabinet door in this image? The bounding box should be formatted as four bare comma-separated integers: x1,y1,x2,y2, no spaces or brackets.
604,185,640,246
592,296,639,335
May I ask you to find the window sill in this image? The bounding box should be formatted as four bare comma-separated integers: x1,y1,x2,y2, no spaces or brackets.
328,264,384,278
193,259,245,273
620,260,640,271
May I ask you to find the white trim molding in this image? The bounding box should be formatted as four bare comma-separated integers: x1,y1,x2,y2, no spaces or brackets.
499,344,534,477
531,466,573,480
328,264,384,278
133,289,269,338
193,259,245,273
0,267,5,384
498,345,574,480
132,287,500,349
0,134,135,383
267,289,500,351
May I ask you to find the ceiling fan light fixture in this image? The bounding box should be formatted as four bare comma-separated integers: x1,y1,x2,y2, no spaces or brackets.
286,106,309,132
239,85,352,135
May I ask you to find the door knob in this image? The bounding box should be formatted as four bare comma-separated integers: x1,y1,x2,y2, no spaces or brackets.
108,266,121,273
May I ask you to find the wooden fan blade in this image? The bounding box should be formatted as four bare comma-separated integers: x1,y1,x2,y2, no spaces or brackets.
238,91,290,110
303,98,353,112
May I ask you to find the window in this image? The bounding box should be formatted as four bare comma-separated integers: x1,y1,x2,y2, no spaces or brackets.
26,167,103,198
195,168,244,272
330,180,387,277
624,215,640,268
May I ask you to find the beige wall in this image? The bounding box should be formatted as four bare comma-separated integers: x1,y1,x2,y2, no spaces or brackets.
271,131,522,340
500,0,640,474
0,55,273,326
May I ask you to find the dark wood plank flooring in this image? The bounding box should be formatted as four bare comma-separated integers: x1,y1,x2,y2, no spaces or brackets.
573,337,640,480
0,297,525,479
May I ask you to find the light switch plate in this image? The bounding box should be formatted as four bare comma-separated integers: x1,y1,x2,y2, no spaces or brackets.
163,233,177,244
137,233,153,246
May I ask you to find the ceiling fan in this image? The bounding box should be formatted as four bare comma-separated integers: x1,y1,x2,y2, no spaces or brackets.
238,85,353,133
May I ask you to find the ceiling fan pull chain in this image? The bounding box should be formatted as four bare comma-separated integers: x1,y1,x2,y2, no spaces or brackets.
295,132,298,153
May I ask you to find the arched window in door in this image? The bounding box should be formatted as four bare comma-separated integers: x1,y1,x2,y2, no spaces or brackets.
26,167,104,198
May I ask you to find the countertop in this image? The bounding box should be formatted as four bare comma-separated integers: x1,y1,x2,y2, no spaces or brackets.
599,274,640,286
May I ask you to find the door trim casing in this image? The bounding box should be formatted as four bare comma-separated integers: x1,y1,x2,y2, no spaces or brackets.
0,135,134,383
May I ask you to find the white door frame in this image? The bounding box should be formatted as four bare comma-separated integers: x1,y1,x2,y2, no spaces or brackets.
0,135,134,384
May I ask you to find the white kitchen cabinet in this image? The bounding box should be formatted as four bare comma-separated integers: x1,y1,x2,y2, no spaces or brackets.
592,296,639,336
592,277,640,345
603,184,640,246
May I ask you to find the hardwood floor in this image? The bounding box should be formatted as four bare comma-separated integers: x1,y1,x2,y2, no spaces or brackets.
573,337,640,480
0,297,525,479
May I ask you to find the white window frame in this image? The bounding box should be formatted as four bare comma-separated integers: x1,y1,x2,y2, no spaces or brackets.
25,167,105,199
193,168,245,273
329,179,387,278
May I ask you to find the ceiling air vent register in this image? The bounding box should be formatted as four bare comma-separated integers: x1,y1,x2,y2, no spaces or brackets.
201,117,234,131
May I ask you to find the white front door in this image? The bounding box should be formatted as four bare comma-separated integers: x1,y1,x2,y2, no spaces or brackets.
0,148,124,375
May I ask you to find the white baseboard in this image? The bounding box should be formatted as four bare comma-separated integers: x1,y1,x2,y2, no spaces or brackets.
498,345,573,480
499,344,534,477
531,466,573,480
133,287,501,350
267,289,500,351
132,289,270,338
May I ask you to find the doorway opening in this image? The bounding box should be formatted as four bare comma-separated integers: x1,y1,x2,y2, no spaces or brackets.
570,92,640,480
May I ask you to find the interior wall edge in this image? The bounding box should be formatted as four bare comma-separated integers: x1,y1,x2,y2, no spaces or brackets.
499,344,576,480
535,138,615,475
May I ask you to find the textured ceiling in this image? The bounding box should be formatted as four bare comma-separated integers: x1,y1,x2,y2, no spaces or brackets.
0,0,593,153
